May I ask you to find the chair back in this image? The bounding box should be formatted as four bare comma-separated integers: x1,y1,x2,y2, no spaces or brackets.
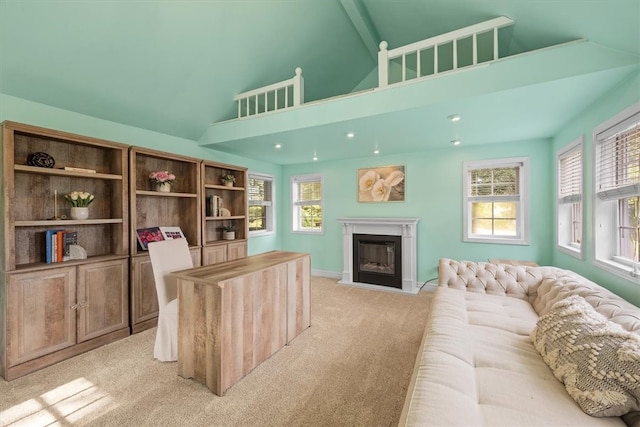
148,239,193,308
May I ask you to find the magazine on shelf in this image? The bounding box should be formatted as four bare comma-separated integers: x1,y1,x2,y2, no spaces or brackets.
136,226,164,250
159,226,187,242
63,231,78,261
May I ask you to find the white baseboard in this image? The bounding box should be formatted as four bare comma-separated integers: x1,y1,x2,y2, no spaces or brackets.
311,269,341,280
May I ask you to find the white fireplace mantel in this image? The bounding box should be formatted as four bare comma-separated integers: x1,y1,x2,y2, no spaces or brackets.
337,217,420,294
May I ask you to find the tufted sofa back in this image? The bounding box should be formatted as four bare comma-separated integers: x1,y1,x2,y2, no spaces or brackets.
437,258,640,335
437,258,561,304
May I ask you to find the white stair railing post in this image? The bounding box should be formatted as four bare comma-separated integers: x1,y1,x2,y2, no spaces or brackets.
493,27,499,60
378,41,389,88
293,67,303,107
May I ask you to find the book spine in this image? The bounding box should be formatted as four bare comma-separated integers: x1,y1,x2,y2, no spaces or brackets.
56,231,64,262
45,231,53,263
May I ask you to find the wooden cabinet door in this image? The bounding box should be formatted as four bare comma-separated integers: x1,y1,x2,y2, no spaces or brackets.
6,267,76,366
76,259,129,342
203,245,227,266
130,255,159,326
227,241,247,261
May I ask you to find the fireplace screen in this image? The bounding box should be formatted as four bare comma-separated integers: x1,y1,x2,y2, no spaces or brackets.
359,241,396,275
353,234,402,288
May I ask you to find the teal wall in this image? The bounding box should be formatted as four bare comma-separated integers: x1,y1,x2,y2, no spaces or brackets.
0,93,282,255
551,70,640,305
3,80,638,305
281,138,553,283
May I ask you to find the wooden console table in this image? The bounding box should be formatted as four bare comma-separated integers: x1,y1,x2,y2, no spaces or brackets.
172,250,311,395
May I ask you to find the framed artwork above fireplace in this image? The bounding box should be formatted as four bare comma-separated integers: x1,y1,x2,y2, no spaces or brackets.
357,165,405,202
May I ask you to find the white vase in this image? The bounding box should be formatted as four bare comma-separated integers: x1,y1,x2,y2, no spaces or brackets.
70,207,89,220
223,231,235,240
156,182,171,192
223,181,234,187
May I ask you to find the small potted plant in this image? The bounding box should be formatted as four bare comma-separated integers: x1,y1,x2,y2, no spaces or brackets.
221,173,236,187
149,170,177,192
65,191,95,220
221,224,236,240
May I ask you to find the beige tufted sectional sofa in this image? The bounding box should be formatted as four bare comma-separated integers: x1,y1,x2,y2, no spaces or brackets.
399,258,640,427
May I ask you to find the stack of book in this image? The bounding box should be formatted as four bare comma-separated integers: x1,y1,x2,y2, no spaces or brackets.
45,229,78,263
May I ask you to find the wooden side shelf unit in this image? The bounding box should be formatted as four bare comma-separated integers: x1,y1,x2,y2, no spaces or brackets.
201,160,248,266
129,147,203,333
1,121,130,380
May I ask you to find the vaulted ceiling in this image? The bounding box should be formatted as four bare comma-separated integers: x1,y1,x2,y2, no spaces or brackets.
1,1,638,164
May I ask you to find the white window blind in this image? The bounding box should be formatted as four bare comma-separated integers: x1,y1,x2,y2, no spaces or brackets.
559,145,582,204
294,177,321,206
248,176,272,206
468,164,520,202
596,111,640,201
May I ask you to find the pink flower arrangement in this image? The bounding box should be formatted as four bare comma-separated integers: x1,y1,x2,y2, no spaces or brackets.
149,170,176,185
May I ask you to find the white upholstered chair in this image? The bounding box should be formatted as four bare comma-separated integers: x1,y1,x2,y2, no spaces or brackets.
148,238,193,362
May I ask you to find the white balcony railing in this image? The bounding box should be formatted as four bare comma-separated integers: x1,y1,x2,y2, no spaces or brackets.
234,67,304,118
378,16,514,88
230,17,515,120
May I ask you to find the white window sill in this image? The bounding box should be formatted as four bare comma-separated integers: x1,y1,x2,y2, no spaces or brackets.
249,230,275,237
292,229,324,235
594,258,640,285
464,236,529,246
558,244,582,259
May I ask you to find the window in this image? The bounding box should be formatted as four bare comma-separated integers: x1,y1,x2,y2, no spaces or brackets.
291,174,323,233
248,172,274,235
557,137,583,257
593,102,640,280
463,157,529,244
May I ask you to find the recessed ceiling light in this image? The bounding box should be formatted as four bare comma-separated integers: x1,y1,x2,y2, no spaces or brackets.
450,139,461,146
448,114,461,122
313,155,318,161
373,149,380,154
346,132,355,139
274,143,282,149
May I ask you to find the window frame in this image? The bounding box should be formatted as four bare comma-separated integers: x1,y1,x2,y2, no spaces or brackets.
462,157,530,245
556,137,584,258
592,102,640,282
248,172,275,236
291,173,324,234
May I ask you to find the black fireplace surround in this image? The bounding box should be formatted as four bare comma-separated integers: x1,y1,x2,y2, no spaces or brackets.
353,233,402,289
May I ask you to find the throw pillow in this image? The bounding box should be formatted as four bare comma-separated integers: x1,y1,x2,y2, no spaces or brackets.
530,295,640,417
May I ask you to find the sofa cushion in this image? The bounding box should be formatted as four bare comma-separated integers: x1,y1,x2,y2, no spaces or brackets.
399,287,627,426
534,276,640,334
531,295,640,417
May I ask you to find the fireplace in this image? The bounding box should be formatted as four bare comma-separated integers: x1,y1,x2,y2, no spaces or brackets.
337,217,420,294
353,234,402,288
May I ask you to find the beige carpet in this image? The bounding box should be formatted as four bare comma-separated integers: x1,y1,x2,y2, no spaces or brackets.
0,277,433,427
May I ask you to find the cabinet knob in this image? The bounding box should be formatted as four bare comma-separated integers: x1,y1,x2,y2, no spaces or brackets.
70,303,79,310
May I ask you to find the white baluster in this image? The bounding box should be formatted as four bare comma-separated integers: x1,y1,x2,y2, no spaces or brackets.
453,39,458,70
434,44,439,74
493,27,499,60
237,99,241,118
293,67,303,106
473,33,478,65
402,53,406,82
378,41,389,88
275,88,279,111
254,94,258,115
417,49,421,77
